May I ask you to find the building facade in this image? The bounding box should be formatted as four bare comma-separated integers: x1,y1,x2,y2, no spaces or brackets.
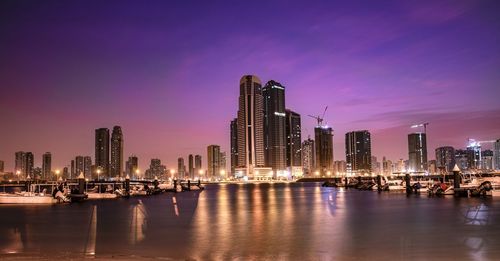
126,155,138,178
345,130,372,174
236,75,266,178
110,126,124,178
495,139,500,170
285,109,302,174
435,146,455,173
263,80,287,173
315,126,334,175
301,138,315,176
95,128,110,178
408,133,427,172
230,118,238,175
207,145,221,179
42,152,51,180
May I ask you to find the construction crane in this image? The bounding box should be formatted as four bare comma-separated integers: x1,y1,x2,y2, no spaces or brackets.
411,122,429,134
308,106,328,126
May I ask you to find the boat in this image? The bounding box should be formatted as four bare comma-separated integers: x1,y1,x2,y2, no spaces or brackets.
0,191,68,204
87,192,118,199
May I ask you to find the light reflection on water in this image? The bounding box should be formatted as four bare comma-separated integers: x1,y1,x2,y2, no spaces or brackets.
0,183,499,260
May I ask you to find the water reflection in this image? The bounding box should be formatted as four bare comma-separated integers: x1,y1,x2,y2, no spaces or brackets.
1,185,500,260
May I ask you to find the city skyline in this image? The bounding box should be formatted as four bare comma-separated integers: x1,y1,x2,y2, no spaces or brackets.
1,1,500,172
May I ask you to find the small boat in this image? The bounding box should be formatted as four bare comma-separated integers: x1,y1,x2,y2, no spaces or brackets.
87,192,118,199
0,192,68,204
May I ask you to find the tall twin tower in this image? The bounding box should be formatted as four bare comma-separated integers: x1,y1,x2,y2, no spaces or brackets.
231,75,301,179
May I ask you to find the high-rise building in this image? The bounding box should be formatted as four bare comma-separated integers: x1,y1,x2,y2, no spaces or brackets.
110,126,124,178
435,146,455,173
285,109,302,169
315,126,334,175
177,157,185,178
188,154,194,179
126,155,138,178
95,128,110,178
382,157,393,176
345,130,372,174
371,156,380,175
0,160,4,173
15,151,26,176
84,156,92,179
455,149,472,170
75,156,85,178
466,141,482,169
481,150,494,170
236,75,266,178
146,159,164,179
230,119,238,175
25,152,34,178
302,138,315,176
495,139,500,170
71,160,75,178
195,155,202,177
263,80,287,173
42,152,51,180
207,145,221,179
334,160,347,176
428,160,437,174
408,133,427,172
220,152,227,177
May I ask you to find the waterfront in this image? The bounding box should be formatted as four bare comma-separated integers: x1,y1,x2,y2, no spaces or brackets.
1,183,499,260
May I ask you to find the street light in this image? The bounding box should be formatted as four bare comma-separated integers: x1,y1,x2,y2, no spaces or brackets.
97,168,101,181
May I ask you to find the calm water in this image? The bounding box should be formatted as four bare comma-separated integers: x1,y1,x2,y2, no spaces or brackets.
0,183,499,260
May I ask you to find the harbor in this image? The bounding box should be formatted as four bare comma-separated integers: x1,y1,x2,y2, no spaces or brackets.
1,182,500,260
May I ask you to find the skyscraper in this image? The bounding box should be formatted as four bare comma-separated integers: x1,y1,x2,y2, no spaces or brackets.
408,133,427,172
0,160,4,173
315,126,334,175
220,152,227,177
495,139,500,170
230,118,238,175
126,155,138,178
178,157,185,178
84,156,92,179
302,138,315,176
435,146,455,173
455,149,472,170
110,126,124,178
15,151,26,177
285,109,302,171
25,152,34,178
95,128,110,178
188,154,194,179
207,145,221,179
195,155,202,177
482,150,494,170
466,141,481,169
263,80,287,173
236,75,266,178
345,130,372,174
75,156,85,178
42,152,51,180
146,158,164,179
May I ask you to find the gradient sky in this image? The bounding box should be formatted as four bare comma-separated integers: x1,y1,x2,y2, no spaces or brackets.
1,0,500,172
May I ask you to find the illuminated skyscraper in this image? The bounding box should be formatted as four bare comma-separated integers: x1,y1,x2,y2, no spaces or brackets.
286,109,302,170
178,157,185,178
0,160,4,173
236,75,266,177
263,80,287,173
110,126,124,177
315,126,334,175
15,151,26,176
301,138,315,176
230,119,238,175
95,128,110,178
75,156,85,178
84,156,92,179
408,133,427,172
207,145,221,178
495,139,500,170
188,154,194,179
435,146,455,173
345,130,372,174
42,152,51,180
195,155,202,177
126,155,138,178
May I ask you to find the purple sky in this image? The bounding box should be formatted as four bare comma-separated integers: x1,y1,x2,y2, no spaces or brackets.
1,0,500,172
